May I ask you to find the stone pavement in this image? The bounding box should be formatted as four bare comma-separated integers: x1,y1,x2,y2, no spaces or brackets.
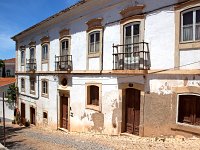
1,123,200,150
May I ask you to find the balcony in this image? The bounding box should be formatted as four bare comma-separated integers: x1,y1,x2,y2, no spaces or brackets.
26,59,36,72
55,55,73,71
113,42,150,70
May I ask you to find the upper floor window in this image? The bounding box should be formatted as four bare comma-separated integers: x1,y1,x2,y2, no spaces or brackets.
89,31,100,54
30,47,35,60
181,8,200,42
41,80,48,97
30,77,35,94
21,50,25,65
42,44,48,61
61,40,69,56
21,78,25,92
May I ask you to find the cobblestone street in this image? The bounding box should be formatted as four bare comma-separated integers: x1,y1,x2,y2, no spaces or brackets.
1,123,200,150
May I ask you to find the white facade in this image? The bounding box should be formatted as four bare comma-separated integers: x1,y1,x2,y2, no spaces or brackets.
13,0,200,136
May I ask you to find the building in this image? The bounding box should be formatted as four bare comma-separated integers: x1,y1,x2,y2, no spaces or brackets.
12,0,200,137
0,58,15,77
0,78,16,122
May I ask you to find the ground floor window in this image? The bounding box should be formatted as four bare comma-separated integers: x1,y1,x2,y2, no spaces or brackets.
178,95,200,126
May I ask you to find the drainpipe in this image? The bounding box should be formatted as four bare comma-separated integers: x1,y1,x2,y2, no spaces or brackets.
100,28,104,73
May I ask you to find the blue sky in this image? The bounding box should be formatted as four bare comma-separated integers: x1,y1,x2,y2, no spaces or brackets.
0,0,79,60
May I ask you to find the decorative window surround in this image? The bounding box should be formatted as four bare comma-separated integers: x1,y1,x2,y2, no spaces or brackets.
30,76,36,95
86,18,103,32
85,83,102,112
41,79,48,98
20,46,26,66
41,36,50,64
174,0,200,68
21,78,25,92
86,18,103,70
59,29,70,39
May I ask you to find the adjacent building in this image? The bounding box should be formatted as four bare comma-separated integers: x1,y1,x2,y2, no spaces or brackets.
12,0,200,136
0,78,16,122
0,58,15,77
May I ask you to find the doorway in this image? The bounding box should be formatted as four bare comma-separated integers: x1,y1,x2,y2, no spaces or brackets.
30,107,36,125
125,88,140,135
21,103,25,125
60,96,68,129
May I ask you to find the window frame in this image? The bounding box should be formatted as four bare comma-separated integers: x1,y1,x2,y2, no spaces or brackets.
30,77,36,94
177,94,200,126
85,83,102,112
41,43,49,63
21,78,25,92
87,29,103,58
41,79,48,98
181,7,200,42
21,50,25,66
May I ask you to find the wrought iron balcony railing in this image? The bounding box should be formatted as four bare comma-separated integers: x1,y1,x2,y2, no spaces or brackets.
55,55,72,71
26,59,36,72
112,42,151,70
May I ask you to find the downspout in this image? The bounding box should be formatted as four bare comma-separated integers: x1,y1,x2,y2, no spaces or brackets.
100,27,104,73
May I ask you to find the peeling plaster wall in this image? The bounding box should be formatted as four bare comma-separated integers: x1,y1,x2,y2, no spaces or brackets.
143,74,200,136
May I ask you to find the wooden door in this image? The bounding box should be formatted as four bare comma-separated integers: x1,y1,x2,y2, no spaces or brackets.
21,103,25,124
30,107,36,125
125,88,140,135
60,96,68,129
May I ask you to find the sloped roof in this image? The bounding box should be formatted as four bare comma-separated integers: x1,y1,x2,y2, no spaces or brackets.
11,0,89,40
4,58,15,63
0,78,16,87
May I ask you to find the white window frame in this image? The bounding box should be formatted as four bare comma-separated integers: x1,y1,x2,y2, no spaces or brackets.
41,80,48,97
21,78,25,92
42,44,49,61
88,31,100,54
30,77,36,94
21,50,25,65
181,7,200,42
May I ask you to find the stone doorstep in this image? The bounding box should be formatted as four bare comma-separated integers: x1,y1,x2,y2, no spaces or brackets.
0,143,8,150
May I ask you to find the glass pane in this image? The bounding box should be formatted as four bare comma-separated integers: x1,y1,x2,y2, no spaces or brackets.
90,34,94,43
183,26,193,41
30,48,34,60
196,24,200,40
90,43,95,53
125,26,131,36
133,35,139,43
21,51,24,63
133,24,140,35
95,32,100,42
196,9,200,23
95,42,100,52
125,36,131,44
183,11,193,25
62,41,66,50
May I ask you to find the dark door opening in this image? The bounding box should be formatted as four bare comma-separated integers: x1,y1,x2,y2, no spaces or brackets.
21,103,25,125
60,96,68,129
30,107,36,125
125,88,140,135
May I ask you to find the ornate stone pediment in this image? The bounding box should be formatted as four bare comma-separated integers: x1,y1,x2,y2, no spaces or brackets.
59,29,70,39
40,36,49,44
120,5,145,18
86,18,103,32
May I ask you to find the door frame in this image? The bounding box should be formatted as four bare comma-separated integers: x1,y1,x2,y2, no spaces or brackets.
119,83,145,136
30,106,36,125
58,91,70,131
21,102,26,125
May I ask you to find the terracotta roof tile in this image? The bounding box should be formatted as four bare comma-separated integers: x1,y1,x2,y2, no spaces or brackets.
4,58,15,63
0,78,16,87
